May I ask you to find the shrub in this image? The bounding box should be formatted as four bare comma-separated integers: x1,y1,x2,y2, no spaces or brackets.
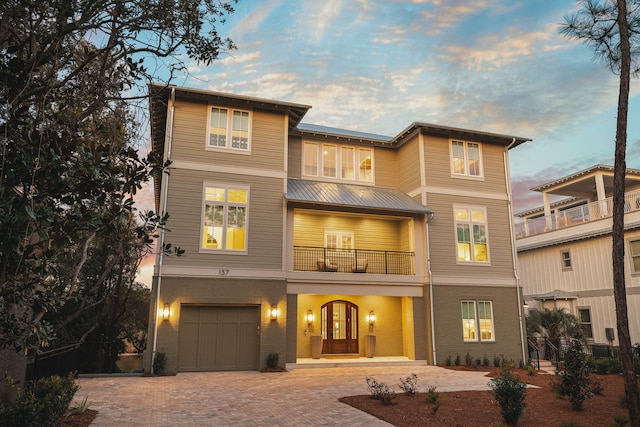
489,367,527,426
445,354,452,366
589,378,603,395
1,373,78,427
553,338,592,411
454,354,461,366
483,355,490,367
399,373,418,396
153,350,167,374
366,377,396,405
425,385,440,413
266,352,279,369
465,352,473,367
518,359,525,369
613,414,628,427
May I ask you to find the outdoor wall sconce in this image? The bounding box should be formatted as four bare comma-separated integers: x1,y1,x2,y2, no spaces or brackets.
270,304,279,321
162,303,170,320
306,310,314,325
368,310,376,326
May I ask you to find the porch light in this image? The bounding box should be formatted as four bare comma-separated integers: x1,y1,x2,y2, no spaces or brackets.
162,303,170,320
368,310,376,326
270,304,279,321
306,310,314,325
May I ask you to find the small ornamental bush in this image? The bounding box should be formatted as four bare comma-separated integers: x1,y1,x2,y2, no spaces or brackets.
489,366,527,426
399,373,418,396
266,352,279,369
553,338,592,411
454,354,461,366
464,352,473,367
493,354,502,367
1,373,78,427
613,414,629,427
366,377,396,405
445,354,452,366
153,350,167,374
425,385,441,414
483,355,491,367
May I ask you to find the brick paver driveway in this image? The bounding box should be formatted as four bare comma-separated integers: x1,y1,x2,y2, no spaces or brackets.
76,365,492,426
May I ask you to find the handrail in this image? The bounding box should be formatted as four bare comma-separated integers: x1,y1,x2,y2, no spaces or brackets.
527,338,540,370
293,246,415,275
515,188,640,238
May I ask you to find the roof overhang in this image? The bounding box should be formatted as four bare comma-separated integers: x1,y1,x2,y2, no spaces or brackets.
392,122,531,149
285,178,434,217
530,289,578,301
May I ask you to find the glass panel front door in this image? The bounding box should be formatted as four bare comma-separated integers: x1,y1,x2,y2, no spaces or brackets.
321,300,358,354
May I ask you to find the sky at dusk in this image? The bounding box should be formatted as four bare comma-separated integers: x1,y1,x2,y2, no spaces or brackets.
136,0,640,284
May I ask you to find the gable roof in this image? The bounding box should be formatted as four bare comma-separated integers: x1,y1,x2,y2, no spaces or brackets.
285,179,433,216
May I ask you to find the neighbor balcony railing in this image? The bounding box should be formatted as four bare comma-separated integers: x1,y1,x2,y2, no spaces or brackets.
515,189,640,239
293,246,415,275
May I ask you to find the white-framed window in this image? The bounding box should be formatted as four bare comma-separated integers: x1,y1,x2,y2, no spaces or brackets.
454,206,489,263
629,239,640,273
201,184,249,252
561,250,572,270
461,300,495,342
451,140,482,178
206,106,251,151
577,307,593,339
324,230,354,249
303,142,373,183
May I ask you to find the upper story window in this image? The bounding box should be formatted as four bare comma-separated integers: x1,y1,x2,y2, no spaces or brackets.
303,142,373,183
630,239,640,273
561,250,572,270
454,206,489,263
201,184,249,253
207,106,251,151
451,140,482,178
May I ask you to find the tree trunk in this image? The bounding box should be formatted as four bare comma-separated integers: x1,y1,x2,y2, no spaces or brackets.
613,1,640,424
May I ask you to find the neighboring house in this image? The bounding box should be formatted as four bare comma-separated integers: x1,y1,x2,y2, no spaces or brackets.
145,84,530,373
515,165,640,346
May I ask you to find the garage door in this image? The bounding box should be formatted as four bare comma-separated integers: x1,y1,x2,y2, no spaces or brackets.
178,306,260,371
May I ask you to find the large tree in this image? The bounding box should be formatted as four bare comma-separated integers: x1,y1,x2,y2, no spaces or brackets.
561,0,640,424
0,0,236,379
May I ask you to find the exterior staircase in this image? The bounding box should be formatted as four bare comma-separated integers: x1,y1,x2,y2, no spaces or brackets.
533,359,556,374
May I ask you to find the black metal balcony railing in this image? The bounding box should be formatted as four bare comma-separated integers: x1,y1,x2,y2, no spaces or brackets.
293,246,415,275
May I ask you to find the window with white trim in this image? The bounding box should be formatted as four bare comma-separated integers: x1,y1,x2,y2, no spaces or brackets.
461,300,495,342
561,250,572,270
201,185,249,252
577,307,593,339
207,106,251,151
455,207,489,263
451,140,482,177
324,230,354,249
630,239,640,273
303,142,373,183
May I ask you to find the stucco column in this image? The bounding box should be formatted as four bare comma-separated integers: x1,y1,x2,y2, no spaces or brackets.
595,173,608,217
543,191,552,230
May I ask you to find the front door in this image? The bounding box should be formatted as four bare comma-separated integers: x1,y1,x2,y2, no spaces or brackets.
321,300,358,354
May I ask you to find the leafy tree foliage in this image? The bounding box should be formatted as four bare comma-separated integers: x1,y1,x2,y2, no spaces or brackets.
526,308,582,344
561,1,640,423
0,0,236,359
554,338,593,411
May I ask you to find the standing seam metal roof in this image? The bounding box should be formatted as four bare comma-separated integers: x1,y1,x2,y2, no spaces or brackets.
285,179,433,215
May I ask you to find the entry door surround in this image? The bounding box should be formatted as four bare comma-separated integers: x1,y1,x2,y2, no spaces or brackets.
321,300,359,354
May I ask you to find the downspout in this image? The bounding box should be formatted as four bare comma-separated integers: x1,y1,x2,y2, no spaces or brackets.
426,212,436,364
504,137,527,363
151,87,175,372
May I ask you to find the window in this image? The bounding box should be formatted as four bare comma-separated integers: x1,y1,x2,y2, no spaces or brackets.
451,140,482,177
303,142,373,183
201,185,249,252
324,230,354,249
207,106,251,151
462,300,494,342
455,207,489,263
561,250,572,270
577,308,593,339
630,239,640,273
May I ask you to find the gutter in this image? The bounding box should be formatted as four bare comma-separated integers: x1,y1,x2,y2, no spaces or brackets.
425,213,437,364
150,87,175,373
505,138,528,363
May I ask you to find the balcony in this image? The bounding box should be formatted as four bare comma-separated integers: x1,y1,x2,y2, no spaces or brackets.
515,189,640,239
293,246,416,275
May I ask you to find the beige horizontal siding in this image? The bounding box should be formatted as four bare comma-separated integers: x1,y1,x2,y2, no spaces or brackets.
374,147,398,188
432,285,523,365
426,193,514,278
287,136,302,179
293,210,413,252
162,169,284,269
397,136,421,193
170,99,286,171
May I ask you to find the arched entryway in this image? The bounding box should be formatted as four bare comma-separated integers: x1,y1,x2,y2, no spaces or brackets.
321,300,358,354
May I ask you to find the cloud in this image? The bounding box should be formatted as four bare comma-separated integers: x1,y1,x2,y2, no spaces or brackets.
417,0,488,35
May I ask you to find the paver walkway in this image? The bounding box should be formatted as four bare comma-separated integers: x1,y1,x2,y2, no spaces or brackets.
76,365,493,426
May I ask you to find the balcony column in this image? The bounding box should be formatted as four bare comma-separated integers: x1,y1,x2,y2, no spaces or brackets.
595,173,608,217
543,191,552,230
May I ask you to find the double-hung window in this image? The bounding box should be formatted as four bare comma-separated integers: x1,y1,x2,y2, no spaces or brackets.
455,207,489,263
630,239,640,273
461,300,495,342
561,250,572,270
577,308,593,339
207,106,251,151
201,185,249,252
303,142,373,183
451,140,482,178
